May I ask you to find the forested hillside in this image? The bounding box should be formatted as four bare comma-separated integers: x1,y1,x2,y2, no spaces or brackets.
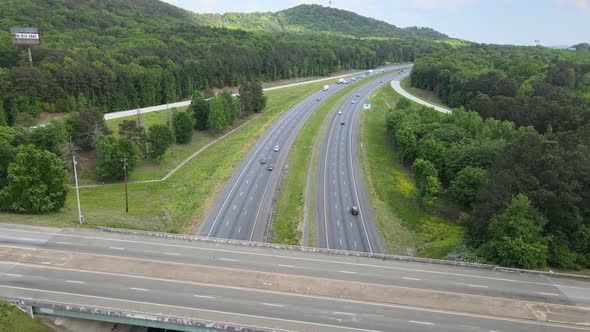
402,45,590,269
0,0,452,126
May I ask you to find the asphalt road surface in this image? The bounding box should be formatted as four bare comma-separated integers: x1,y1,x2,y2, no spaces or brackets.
199,65,408,242
1,225,589,332
314,71,409,253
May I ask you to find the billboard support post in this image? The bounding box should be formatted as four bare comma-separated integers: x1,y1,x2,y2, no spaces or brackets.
27,47,32,67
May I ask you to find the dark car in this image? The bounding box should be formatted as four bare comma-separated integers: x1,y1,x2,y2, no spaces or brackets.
267,165,274,171
341,121,345,125
260,158,267,164
351,206,359,215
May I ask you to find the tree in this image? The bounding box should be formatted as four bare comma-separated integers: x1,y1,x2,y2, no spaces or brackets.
480,194,548,269
412,158,440,205
189,91,209,131
449,166,488,208
96,135,138,181
394,127,417,163
29,120,67,155
65,108,111,149
207,96,227,132
0,145,68,213
220,90,239,124
0,101,6,126
118,120,147,158
239,81,266,114
147,124,174,160
172,111,194,144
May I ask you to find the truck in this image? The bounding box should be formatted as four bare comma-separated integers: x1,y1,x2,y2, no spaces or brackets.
323,85,329,91
366,69,374,75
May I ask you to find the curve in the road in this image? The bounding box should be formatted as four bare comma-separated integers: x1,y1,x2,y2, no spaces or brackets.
391,70,452,113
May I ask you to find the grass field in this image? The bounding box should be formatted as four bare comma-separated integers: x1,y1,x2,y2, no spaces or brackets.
0,301,54,332
400,76,449,109
0,81,326,233
358,83,464,258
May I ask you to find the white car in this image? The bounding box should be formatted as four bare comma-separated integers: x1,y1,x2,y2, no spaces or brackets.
273,145,280,152
338,111,342,115
351,100,356,104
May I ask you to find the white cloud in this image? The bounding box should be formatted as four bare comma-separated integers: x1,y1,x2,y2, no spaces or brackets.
412,0,477,10
555,0,590,13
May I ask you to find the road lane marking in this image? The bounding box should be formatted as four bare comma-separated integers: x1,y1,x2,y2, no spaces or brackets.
163,252,180,256
237,227,242,234
261,303,283,307
244,210,248,216
468,284,489,289
130,287,148,291
226,220,230,226
66,280,85,284
339,239,343,246
410,321,433,325
240,191,243,196
56,242,72,245
250,196,253,201
538,292,560,297
354,241,358,248
233,204,237,210
333,312,356,316
193,295,215,299
403,277,421,281
109,247,125,250
339,270,357,274
220,258,237,262
5,274,22,277
278,264,295,268
1,231,586,290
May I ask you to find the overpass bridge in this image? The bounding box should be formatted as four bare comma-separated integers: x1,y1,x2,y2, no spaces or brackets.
1,224,589,332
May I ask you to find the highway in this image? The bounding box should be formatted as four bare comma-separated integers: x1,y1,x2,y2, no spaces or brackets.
313,71,409,253
199,65,408,242
1,225,590,332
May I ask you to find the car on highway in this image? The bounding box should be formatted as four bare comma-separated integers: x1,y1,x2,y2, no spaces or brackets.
316,97,322,101
357,94,360,97
350,206,359,215
259,158,267,164
338,111,342,115
273,145,280,152
267,165,274,171
351,100,355,104
341,121,345,125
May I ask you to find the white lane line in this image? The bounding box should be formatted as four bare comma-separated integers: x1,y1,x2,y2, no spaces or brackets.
56,242,72,245
163,252,180,256
66,280,85,284
278,264,295,268
354,241,358,248
233,204,237,210
468,284,489,289
5,274,23,277
130,287,148,291
333,191,336,197
244,210,248,216
193,295,215,299
5,228,585,290
402,277,421,281
339,270,357,274
220,258,237,262
261,303,284,307
339,239,343,246
109,247,125,250
250,196,253,201
349,222,353,228
240,191,243,196
336,219,340,226
226,220,230,226
333,312,356,316
246,180,249,184
7,237,41,242
345,192,348,197
538,292,560,297
410,321,434,326
237,227,242,234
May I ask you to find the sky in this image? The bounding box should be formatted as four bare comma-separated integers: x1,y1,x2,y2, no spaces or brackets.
161,0,590,46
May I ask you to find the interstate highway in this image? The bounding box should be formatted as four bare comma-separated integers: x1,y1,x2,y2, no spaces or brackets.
314,71,408,253
1,225,590,332
199,65,408,242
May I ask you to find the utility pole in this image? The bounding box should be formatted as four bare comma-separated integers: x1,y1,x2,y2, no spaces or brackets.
27,47,33,67
122,155,129,213
72,155,83,224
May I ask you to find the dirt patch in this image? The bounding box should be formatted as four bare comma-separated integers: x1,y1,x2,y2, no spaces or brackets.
36,112,69,125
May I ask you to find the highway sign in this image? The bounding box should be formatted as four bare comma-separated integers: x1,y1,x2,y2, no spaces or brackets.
363,103,371,109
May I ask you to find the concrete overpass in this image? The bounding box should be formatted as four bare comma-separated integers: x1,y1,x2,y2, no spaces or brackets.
1,224,589,332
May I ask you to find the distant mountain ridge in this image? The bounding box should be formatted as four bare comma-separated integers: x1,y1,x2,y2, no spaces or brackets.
192,4,448,39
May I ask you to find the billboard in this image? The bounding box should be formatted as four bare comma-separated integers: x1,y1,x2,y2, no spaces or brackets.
10,27,41,46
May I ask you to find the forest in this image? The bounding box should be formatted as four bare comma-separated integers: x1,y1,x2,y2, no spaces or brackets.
0,0,453,126
398,44,590,269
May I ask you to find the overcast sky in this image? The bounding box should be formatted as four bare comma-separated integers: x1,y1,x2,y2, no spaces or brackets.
161,0,589,46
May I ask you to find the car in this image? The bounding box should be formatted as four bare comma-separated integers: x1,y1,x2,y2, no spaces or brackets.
338,111,342,115
316,97,322,101
351,100,355,104
351,206,359,215
273,145,280,152
259,158,267,164
267,165,274,171
356,94,360,97
379,81,383,83
341,121,345,125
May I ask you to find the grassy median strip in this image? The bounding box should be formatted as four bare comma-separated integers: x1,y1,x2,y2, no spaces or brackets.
0,82,326,233
358,84,463,258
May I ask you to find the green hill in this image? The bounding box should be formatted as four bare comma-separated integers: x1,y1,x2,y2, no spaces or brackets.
194,4,447,39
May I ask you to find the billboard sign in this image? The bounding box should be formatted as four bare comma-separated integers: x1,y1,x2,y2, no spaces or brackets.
363,103,371,110
10,27,41,46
